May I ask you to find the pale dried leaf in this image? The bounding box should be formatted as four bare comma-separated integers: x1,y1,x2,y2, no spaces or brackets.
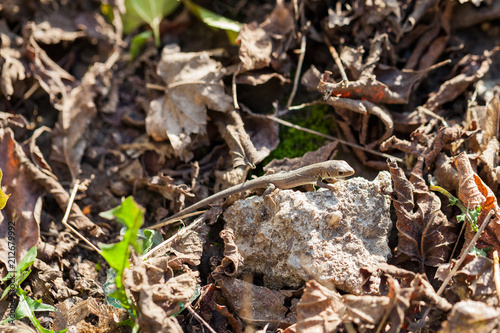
237,22,272,71
146,45,232,161
296,280,344,333
439,300,499,333
213,274,294,327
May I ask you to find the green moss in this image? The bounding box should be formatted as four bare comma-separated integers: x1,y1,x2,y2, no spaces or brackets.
264,104,336,163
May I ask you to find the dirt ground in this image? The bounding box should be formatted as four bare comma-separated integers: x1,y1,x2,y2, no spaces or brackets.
1,0,500,332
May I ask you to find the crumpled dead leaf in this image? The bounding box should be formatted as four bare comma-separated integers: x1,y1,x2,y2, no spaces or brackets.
51,297,128,332
212,274,295,328
125,252,198,330
388,157,457,267
424,48,499,112
23,22,75,109
0,19,26,99
237,0,293,75
212,229,244,277
438,300,499,333
32,13,85,44
436,253,496,301
51,49,120,180
146,45,233,161
294,280,344,333
237,22,272,72
359,264,452,332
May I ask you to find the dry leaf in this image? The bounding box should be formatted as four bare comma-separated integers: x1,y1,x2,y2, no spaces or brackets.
0,19,26,99
51,49,120,180
295,280,344,333
146,45,232,161
438,300,499,333
424,48,498,112
213,274,295,328
237,22,272,72
0,127,42,266
388,158,457,267
212,229,243,277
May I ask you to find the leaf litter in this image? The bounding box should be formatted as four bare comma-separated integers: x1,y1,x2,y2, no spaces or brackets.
1,0,500,332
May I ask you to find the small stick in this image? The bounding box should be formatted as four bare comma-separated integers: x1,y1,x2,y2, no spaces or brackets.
493,250,500,303
62,180,102,255
323,35,348,82
142,216,203,260
286,6,306,110
232,63,242,110
417,106,449,127
265,114,403,162
437,209,494,296
186,305,217,333
416,210,494,328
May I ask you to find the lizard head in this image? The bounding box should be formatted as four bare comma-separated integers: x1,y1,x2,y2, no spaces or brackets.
322,160,355,180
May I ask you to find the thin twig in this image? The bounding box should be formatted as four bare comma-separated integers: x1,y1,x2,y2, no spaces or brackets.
415,210,494,328
142,216,204,260
437,209,494,296
186,305,217,333
265,114,404,162
62,180,102,255
493,250,500,303
286,25,307,109
417,106,449,127
288,100,323,110
323,35,348,82
232,63,242,110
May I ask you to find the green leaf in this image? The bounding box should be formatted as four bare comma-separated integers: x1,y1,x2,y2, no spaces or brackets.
1,246,37,300
123,0,181,46
183,0,241,44
140,229,163,254
16,246,37,274
130,30,153,60
100,240,130,286
470,245,492,256
1,292,65,333
0,169,10,209
99,196,145,319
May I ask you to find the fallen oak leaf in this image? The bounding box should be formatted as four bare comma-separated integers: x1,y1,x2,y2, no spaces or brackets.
387,157,457,269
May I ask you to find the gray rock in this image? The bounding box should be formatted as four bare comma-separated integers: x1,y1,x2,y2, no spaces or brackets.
223,171,393,294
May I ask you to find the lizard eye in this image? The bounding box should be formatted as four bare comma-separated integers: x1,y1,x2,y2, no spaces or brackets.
337,171,345,176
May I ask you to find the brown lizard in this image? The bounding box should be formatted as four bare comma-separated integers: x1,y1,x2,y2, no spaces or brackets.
148,160,355,229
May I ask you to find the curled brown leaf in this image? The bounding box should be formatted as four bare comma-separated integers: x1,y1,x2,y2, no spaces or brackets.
388,158,457,268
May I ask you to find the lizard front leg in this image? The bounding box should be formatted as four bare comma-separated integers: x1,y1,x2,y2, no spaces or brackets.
317,178,337,191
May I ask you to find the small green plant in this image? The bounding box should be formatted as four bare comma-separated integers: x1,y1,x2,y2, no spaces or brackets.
430,183,481,232
103,0,241,47
99,196,144,331
1,246,66,333
470,245,491,257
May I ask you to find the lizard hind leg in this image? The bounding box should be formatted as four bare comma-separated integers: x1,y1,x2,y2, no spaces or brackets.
263,183,278,206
